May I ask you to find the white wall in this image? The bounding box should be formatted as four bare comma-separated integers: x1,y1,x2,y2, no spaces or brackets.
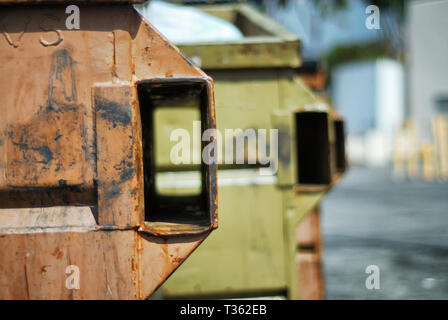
332,59,405,166
376,59,405,134
333,59,404,134
332,61,377,134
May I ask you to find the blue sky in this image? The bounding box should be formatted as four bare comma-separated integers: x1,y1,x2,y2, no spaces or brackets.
263,0,384,58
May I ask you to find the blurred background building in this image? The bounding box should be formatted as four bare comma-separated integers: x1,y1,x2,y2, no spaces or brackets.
332,59,404,166
407,0,448,180
408,0,448,142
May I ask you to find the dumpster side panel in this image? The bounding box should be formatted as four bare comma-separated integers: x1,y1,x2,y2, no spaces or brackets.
163,182,285,298
0,5,217,299
0,230,138,299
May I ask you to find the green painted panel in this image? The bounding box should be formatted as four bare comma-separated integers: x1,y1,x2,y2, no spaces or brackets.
162,174,286,297
154,107,201,171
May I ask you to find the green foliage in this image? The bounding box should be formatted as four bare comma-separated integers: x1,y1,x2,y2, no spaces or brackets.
325,40,391,69
323,39,394,87
252,0,405,60
314,0,349,17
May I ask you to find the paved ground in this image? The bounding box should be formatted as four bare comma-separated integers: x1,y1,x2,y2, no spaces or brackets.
321,166,448,299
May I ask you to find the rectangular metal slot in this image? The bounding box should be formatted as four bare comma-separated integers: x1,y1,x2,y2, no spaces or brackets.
295,112,331,186
0,186,96,209
138,79,212,227
0,184,98,228
333,119,347,173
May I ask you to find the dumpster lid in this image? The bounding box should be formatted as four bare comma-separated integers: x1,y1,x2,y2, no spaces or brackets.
175,4,302,70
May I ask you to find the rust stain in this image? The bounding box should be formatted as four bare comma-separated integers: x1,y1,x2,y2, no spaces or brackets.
40,265,51,273
172,256,184,265
51,247,59,256
51,247,64,259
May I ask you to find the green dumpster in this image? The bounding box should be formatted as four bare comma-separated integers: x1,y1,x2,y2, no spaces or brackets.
153,3,346,299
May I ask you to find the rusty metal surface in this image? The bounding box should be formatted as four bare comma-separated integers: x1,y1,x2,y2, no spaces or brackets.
0,4,217,299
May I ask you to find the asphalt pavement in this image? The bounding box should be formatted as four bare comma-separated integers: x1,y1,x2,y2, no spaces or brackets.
321,166,448,299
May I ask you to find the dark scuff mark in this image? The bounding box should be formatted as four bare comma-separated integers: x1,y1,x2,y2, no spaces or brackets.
106,181,121,200
113,159,136,183
47,49,77,109
120,167,135,183
95,98,131,127
45,103,78,114
34,146,53,165
12,139,54,165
